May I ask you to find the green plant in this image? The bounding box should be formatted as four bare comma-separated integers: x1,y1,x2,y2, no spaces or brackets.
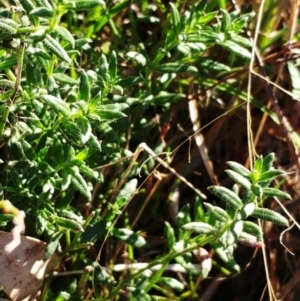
182,153,290,265
92,153,289,300
0,0,294,300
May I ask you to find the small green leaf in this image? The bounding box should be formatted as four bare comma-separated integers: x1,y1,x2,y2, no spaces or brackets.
242,221,263,240
181,222,214,234
69,165,92,200
93,264,112,288
116,76,144,88
112,228,147,248
231,220,243,240
159,277,184,291
251,184,263,197
165,28,178,50
57,209,83,224
177,204,191,230
80,220,105,243
78,70,91,102
39,162,55,174
0,19,17,34
183,30,221,44
21,139,36,160
116,178,138,208
251,208,289,226
30,7,53,17
262,187,291,199
68,146,78,161
128,287,151,301
226,204,239,220
44,34,71,63
169,3,181,36
19,0,36,13
208,186,243,209
126,51,146,66
86,134,101,152
54,26,75,48
226,161,251,177
164,221,176,249
199,58,231,72
220,9,231,32
65,38,92,51
220,40,251,59
261,153,275,172
98,53,109,85
203,202,229,223
16,121,33,134
157,63,198,73
212,242,240,271
198,11,218,24
47,76,60,97
90,103,129,121
76,100,88,114
225,169,251,190
51,137,65,167
258,170,284,182
36,0,53,10
28,46,51,60
109,50,117,80
74,149,88,162
221,221,243,246
0,18,18,29
62,169,72,191
44,233,63,259
20,15,31,26
52,73,78,85
0,56,17,70
240,202,256,219
231,184,239,195
253,156,263,173
37,147,49,161
42,95,70,116
230,34,253,48
36,214,46,235
79,164,99,179
232,12,255,31
55,216,84,232
194,195,204,221
63,0,106,11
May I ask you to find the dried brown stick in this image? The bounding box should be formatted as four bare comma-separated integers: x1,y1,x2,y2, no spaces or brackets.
254,52,300,171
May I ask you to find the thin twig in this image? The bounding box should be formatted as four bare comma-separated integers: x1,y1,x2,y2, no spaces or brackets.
139,143,207,199
188,98,219,185
247,1,276,300
10,40,25,103
280,223,295,255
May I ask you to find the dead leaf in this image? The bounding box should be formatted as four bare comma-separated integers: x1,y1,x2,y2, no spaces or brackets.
0,231,57,301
